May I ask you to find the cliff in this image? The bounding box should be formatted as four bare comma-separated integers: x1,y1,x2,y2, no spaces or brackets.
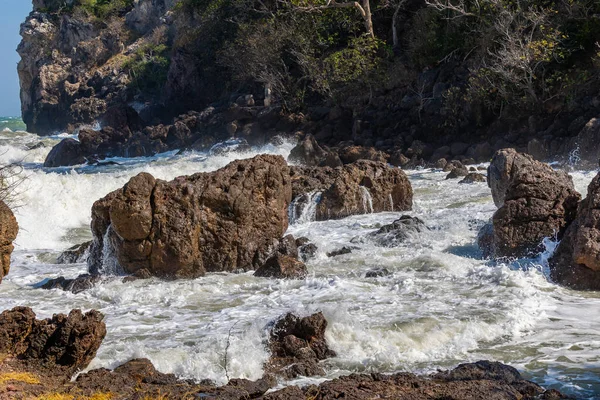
18,0,600,166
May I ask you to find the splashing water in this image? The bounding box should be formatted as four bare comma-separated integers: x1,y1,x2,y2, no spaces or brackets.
360,186,374,214
289,191,322,224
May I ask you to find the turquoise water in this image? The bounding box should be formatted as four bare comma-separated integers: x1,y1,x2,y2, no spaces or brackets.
0,116,26,132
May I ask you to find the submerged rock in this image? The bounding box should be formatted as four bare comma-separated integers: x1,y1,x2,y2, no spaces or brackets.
254,254,307,279
459,172,486,184
40,274,102,294
0,306,105,376
266,312,336,379
0,200,18,284
88,155,292,278
290,160,413,221
550,172,600,290
326,247,355,257
479,149,580,258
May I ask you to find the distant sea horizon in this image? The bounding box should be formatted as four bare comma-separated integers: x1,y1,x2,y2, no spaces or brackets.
0,116,26,132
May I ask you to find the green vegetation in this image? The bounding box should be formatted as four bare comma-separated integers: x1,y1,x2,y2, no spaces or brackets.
76,0,134,19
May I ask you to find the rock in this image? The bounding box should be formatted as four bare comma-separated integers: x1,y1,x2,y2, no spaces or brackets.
43,138,86,167
297,237,318,262
88,155,292,278
434,158,448,169
480,149,580,258
445,166,469,179
254,254,308,279
288,134,330,167
56,241,91,264
40,274,102,294
0,306,105,376
549,172,600,290
389,150,410,167
326,247,354,257
0,201,18,283
266,312,335,379
290,161,413,221
443,160,464,172
365,267,390,278
450,142,469,156
366,215,425,247
459,173,487,184
338,145,389,164
568,117,600,167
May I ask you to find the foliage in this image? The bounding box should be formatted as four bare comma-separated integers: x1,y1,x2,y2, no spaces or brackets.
76,0,134,19
0,162,25,208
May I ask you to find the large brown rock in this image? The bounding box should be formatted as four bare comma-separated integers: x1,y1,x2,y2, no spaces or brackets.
0,306,105,376
290,161,413,221
549,172,600,290
266,312,336,379
480,149,580,258
88,155,292,278
0,200,18,283
288,134,341,167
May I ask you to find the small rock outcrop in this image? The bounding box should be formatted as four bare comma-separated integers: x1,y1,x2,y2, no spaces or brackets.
88,155,292,278
254,254,308,279
290,161,413,221
459,172,486,184
549,172,600,290
41,274,102,294
266,312,336,379
479,149,580,258
288,134,341,167
365,215,426,247
0,306,106,376
0,200,18,283
56,241,92,264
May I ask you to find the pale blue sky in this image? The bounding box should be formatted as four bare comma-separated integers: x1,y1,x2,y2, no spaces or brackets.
0,1,33,117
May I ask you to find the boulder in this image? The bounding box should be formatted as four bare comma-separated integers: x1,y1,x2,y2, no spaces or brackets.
266,312,335,379
254,254,307,279
56,241,91,264
0,306,105,376
549,172,600,290
40,274,102,294
480,149,580,258
288,134,340,167
290,161,413,221
43,138,86,167
445,166,469,179
568,117,600,167
0,200,18,283
459,173,487,184
365,215,425,247
88,155,292,278
338,145,388,164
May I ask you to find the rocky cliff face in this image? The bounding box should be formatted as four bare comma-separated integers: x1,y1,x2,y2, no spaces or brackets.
0,200,18,283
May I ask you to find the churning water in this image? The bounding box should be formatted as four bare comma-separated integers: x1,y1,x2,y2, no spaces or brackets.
1,125,600,398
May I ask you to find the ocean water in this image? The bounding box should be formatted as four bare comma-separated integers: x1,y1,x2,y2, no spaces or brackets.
1,123,600,398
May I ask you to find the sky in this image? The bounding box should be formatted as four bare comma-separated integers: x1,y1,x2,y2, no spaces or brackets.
0,1,33,117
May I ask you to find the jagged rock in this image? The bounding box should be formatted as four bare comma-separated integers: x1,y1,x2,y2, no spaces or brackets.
480,149,580,258
365,215,425,247
40,274,102,294
254,254,308,279
549,172,600,290
288,134,340,167
365,267,390,277
0,306,105,376
445,166,469,179
88,155,292,278
56,241,91,264
0,201,18,283
459,173,487,184
266,312,335,379
290,161,413,221
434,158,448,169
43,138,86,167
567,117,600,167
443,160,464,172
296,237,318,262
389,150,410,167
326,247,354,257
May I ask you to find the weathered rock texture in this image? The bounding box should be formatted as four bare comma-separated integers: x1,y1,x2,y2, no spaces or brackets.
88,155,292,278
549,172,600,290
365,215,426,247
266,312,336,379
480,149,580,258
0,200,18,283
290,161,413,221
0,306,105,376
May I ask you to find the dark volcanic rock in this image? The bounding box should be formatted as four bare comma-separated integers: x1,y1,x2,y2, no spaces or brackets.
0,200,18,283
338,145,389,164
290,161,413,221
550,172,600,290
480,149,580,258
56,241,92,264
326,247,354,257
88,155,292,278
288,134,341,167
0,306,105,376
40,274,102,294
254,254,308,279
266,312,336,379
43,138,86,168
366,215,426,247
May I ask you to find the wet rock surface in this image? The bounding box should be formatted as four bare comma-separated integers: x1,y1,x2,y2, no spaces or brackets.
0,200,18,284
365,215,426,247
459,172,487,184
479,149,580,258
40,274,103,294
550,172,600,290
88,155,292,278
254,254,308,279
265,312,336,379
56,241,91,264
290,161,413,221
